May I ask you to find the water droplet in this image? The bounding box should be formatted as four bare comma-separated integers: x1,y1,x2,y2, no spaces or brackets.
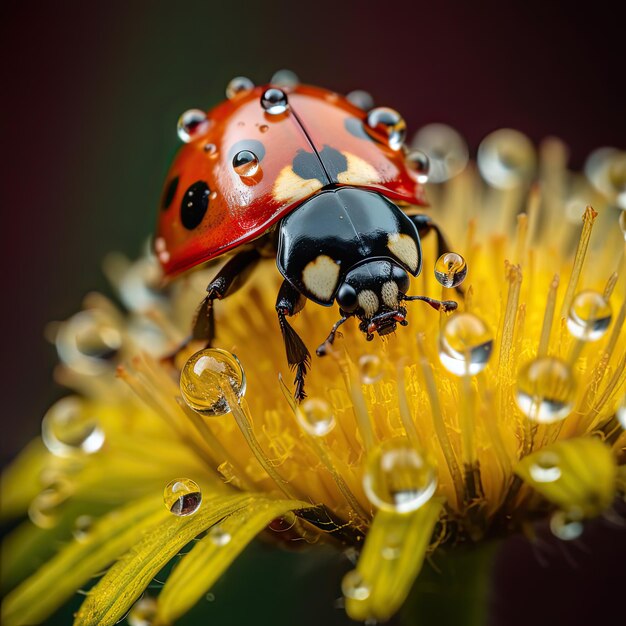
381,530,403,560
515,357,576,424
477,129,535,189
180,348,246,416
358,354,383,385
528,451,562,483
346,90,374,111
341,570,371,601
550,509,584,540
208,524,232,546
226,76,254,100
405,149,430,183
567,290,612,341
128,596,158,626
616,396,626,429
363,438,437,513
163,478,202,516
434,252,467,288
411,124,469,183
261,88,288,114
28,479,73,529
203,142,218,157
206,592,216,602
118,256,163,312
607,153,626,209
259,124,269,133
270,69,299,89
620,211,626,240
439,314,493,376
42,396,105,456
296,398,336,437
365,107,406,151
177,109,210,143
73,514,94,541
232,149,260,177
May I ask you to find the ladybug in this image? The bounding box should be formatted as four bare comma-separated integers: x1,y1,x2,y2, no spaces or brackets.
155,74,458,399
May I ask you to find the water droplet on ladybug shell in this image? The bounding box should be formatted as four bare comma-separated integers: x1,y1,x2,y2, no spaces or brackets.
347,90,374,111
177,109,210,143
226,76,254,100
405,149,430,184
232,150,260,177
365,107,406,151
261,88,288,115
270,69,299,89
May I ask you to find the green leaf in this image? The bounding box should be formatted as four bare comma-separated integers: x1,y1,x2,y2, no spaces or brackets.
157,498,306,624
2,494,166,626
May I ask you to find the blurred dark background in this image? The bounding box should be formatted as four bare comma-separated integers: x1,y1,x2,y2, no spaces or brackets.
1,1,625,624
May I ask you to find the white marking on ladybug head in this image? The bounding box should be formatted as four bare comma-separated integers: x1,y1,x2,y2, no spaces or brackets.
302,255,340,301
387,233,418,272
273,165,324,203
336,152,379,186
381,280,399,307
358,290,379,318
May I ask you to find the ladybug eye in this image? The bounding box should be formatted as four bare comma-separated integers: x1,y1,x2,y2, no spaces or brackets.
337,284,358,312
392,265,410,294
232,150,260,177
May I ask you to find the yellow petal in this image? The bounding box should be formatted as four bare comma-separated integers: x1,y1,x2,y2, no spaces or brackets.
1,494,166,626
73,493,302,626
157,497,306,624
345,499,443,622
515,437,617,516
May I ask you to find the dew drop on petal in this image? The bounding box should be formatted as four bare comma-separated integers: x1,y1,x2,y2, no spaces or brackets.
434,252,467,288
297,397,336,437
232,149,260,177
567,290,612,341
405,149,430,183
618,396,626,429
180,348,246,416
28,479,73,529
528,451,562,483
550,509,584,541
177,109,210,143
365,107,406,151
128,596,158,626
208,524,232,546
42,396,105,456
358,354,383,385
411,124,469,183
439,313,493,376
346,89,374,111
477,129,536,189
363,438,437,513
261,88,289,114
72,514,94,541
341,569,371,601
226,76,254,100
270,69,299,89
515,357,576,424
164,478,202,516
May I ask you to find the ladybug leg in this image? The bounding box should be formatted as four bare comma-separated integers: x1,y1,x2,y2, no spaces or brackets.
276,280,310,402
316,315,350,357
192,248,260,344
402,294,458,312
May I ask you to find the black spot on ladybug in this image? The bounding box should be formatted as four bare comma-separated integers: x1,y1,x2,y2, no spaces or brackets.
319,145,348,179
181,181,210,230
292,149,326,184
344,117,373,141
162,176,179,210
228,139,265,163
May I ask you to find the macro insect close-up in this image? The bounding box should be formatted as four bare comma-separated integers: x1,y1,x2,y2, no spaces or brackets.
2,3,625,626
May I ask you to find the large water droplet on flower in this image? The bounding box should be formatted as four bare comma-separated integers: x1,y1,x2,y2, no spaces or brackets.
180,348,246,416
567,290,612,341
232,149,260,177
528,450,562,483
515,357,576,423
439,314,493,376
297,397,336,437
261,88,288,114
270,69,299,89
550,509,584,541
226,76,254,100
358,354,383,384
411,124,469,183
163,478,202,516
128,596,158,626
341,570,371,601
363,438,437,513
346,90,374,111
434,252,467,288
41,396,105,456
365,107,406,151
405,149,430,183
477,129,535,189
209,524,232,546
177,109,210,143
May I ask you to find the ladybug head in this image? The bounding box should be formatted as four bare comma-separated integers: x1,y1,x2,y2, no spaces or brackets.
336,260,410,339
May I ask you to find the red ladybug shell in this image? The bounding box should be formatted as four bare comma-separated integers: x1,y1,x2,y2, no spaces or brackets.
155,84,427,277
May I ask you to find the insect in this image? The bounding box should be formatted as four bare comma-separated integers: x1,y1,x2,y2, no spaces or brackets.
154,74,458,399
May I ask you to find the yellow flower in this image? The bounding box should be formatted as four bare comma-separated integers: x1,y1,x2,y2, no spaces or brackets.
2,130,626,626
